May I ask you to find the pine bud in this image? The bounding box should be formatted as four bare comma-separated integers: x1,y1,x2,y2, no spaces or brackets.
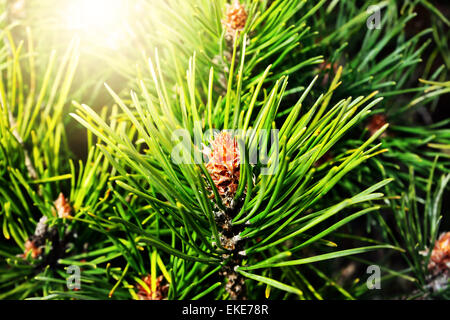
22,239,42,259
53,193,72,218
203,132,241,208
222,0,248,39
428,232,450,276
136,275,169,300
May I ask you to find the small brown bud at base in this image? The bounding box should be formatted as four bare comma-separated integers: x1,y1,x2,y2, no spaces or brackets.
136,275,169,300
22,239,42,259
222,0,248,40
203,132,241,208
53,193,72,218
428,232,450,276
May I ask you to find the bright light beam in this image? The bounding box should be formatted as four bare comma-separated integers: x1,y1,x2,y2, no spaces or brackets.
65,0,129,50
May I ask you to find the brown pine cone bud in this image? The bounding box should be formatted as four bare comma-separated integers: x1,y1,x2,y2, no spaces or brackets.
136,275,169,300
428,232,450,276
203,132,241,208
53,193,72,218
222,0,248,39
22,239,42,259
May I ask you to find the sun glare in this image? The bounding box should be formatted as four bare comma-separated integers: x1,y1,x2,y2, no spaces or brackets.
65,0,128,49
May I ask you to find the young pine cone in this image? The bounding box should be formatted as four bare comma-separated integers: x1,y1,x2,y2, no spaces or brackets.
203,132,241,209
22,239,42,259
136,275,169,300
53,193,72,219
428,232,450,277
222,0,248,40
